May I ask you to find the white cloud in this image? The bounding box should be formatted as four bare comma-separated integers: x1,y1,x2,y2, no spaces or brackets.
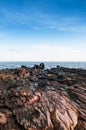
0,43,85,61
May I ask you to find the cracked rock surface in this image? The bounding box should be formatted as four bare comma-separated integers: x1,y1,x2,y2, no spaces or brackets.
0,63,86,130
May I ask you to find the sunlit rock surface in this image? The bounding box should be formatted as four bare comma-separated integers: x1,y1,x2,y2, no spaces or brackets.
0,63,86,130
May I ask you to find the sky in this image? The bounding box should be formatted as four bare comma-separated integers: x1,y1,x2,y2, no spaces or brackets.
0,0,86,61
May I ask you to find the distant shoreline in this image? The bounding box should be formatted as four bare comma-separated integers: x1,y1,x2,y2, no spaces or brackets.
0,61,86,70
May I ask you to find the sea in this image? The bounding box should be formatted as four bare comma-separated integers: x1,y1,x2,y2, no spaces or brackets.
0,62,86,70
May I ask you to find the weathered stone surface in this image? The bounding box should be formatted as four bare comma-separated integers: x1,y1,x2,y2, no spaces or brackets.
0,64,86,130
0,112,7,124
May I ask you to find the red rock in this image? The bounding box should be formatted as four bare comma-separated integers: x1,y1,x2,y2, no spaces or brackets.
0,112,7,124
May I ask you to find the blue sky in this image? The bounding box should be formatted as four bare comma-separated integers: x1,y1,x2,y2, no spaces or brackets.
0,0,86,61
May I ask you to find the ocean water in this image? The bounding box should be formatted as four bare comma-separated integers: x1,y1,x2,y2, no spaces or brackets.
0,62,86,70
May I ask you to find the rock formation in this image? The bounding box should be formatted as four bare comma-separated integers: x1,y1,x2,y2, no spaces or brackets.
0,63,86,130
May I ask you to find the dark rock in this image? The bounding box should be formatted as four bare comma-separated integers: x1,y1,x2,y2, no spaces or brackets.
39,63,45,69
21,65,27,68
38,79,48,87
33,64,39,69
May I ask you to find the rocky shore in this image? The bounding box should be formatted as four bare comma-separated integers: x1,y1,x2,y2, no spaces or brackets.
0,63,86,130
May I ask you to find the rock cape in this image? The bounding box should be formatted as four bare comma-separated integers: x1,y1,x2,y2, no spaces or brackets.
0,63,86,130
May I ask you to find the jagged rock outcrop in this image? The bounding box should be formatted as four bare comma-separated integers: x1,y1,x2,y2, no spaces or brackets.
0,63,86,130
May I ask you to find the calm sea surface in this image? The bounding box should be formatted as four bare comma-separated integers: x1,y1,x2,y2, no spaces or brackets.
0,62,86,70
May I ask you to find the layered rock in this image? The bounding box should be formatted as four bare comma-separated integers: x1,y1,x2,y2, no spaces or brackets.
0,63,86,130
